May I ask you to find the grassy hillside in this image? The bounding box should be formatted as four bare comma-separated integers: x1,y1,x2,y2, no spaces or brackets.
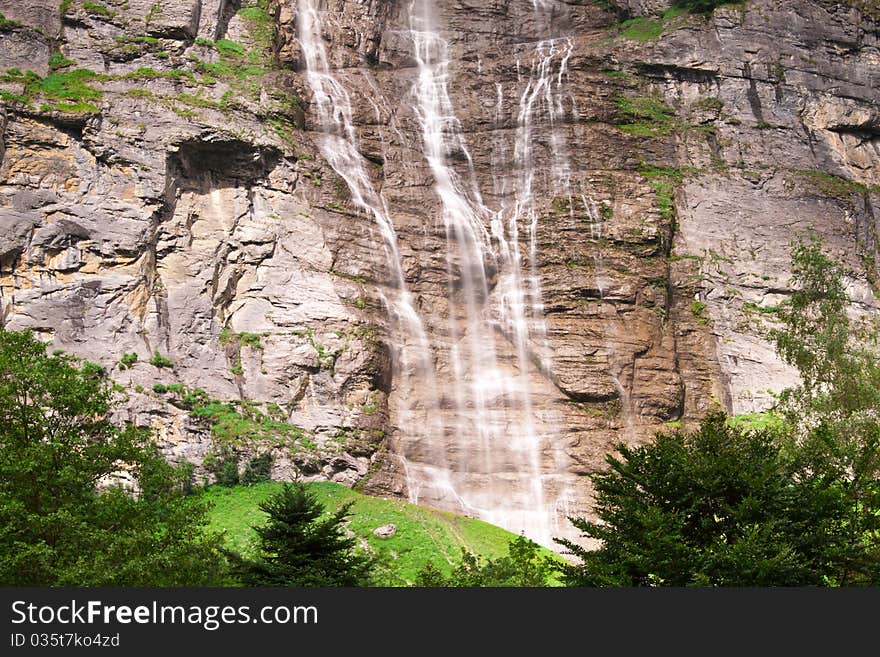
204,481,564,586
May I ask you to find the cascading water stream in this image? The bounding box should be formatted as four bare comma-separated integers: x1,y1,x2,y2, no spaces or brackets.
296,0,581,548
296,0,441,489
409,4,497,451
405,0,564,545
297,1,405,297
511,37,574,362
507,34,579,529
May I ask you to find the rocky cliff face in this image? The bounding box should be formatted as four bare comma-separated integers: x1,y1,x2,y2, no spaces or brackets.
2,0,878,548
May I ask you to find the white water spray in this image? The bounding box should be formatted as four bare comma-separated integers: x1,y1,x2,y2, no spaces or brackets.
404,0,562,545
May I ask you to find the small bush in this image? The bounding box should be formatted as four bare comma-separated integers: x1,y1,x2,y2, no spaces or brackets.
119,352,138,369
27,69,101,103
693,96,724,111
218,326,235,345
217,460,239,486
215,39,246,59
239,332,263,349
241,453,272,485
181,387,209,408
123,67,197,83
614,94,680,137
207,450,240,487
619,16,665,41
48,53,74,70
83,1,114,17
691,300,709,325
0,12,21,30
237,7,270,22
8,67,102,114
0,90,28,104
153,382,185,394
149,352,174,368
190,399,304,447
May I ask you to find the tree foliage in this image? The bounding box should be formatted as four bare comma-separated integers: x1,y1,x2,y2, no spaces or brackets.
556,415,880,586
415,533,556,587
769,235,880,585
557,238,880,586
0,329,229,586
231,482,374,586
769,234,880,483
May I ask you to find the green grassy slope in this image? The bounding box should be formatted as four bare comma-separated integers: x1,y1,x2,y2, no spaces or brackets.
204,481,563,586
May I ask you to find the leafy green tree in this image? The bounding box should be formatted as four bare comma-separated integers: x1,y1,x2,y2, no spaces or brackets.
415,533,556,587
0,328,229,585
232,482,374,586
768,234,880,584
241,453,272,486
770,234,880,482
480,533,556,586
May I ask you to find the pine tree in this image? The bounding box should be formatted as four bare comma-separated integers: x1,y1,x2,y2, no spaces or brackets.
234,482,374,586
555,416,818,586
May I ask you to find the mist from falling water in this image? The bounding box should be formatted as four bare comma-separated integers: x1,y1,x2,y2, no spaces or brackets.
296,0,442,485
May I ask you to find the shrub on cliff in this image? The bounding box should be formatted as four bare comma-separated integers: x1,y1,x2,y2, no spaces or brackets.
0,329,230,586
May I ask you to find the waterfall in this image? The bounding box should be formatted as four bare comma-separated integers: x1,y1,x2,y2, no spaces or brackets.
296,0,579,549
296,0,440,487
403,0,570,546
512,36,574,360
505,34,579,534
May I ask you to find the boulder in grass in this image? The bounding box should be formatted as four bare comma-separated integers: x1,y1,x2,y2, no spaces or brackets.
373,524,396,539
